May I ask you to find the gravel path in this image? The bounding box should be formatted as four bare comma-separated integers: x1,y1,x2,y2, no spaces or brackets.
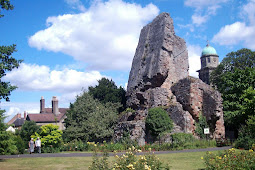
0,146,232,159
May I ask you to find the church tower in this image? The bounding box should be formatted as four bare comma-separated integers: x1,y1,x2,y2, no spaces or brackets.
197,43,219,84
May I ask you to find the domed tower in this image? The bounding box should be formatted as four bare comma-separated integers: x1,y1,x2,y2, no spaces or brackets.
197,43,219,84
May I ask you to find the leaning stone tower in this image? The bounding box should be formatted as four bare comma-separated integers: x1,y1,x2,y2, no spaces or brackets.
197,43,219,84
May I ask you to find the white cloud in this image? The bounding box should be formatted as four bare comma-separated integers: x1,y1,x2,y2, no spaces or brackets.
188,44,202,77
241,0,255,25
2,62,105,117
28,0,159,71
212,0,255,50
3,63,104,93
1,102,39,123
191,14,208,26
184,0,228,10
212,22,255,49
185,0,228,26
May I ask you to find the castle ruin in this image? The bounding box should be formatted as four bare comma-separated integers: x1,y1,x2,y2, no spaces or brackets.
114,13,225,145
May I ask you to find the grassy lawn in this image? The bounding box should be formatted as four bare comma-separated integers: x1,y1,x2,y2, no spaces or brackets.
0,151,216,170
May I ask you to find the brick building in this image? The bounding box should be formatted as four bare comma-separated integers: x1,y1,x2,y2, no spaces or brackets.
7,112,26,129
26,96,68,130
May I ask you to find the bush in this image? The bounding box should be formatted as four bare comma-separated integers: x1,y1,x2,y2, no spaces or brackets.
14,135,26,154
88,142,170,170
31,124,63,149
42,146,60,153
195,114,208,139
234,115,255,150
20,121,40,146
89,141,110,170
171,133,195,149
61,140,89,152
0,131,18,155
146,107,173,138
204,146,255,169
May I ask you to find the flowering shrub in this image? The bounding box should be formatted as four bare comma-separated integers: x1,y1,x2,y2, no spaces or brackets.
61,140,89,151
88,142,170,170
203,145,255,169
89,141,110,170
112,147,169,170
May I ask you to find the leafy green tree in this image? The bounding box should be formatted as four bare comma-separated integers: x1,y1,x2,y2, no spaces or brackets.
0,110,6,131
195,114,209,139
145,107,173,138
0,45,22,102
0,1,22,102
235,115,255,149
240,87,255,118
210,48,255,133
234,87,255,149
0,0,14,18
0,0,22,155
88,78,126,112
0,110,17,155
63,92,119,142
14,135,25,154
31,124,63,148
0,131,17,155
20,121,40,145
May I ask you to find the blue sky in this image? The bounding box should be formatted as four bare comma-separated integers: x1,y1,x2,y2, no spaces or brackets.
1,0,255,122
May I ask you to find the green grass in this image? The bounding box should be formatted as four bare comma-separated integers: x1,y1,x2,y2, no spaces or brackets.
0,151,220,170
157,151,207,170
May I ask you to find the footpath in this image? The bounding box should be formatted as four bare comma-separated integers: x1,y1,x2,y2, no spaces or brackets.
0,146,232,159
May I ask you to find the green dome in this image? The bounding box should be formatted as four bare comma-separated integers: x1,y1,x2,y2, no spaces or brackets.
201,45,218,56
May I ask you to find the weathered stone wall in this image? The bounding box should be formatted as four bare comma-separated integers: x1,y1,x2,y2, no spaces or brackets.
126,12,188,109
114,12,225,145
171,77,225,138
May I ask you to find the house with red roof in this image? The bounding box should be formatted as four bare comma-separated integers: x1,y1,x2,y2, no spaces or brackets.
7,112,26,130
26,96,68,130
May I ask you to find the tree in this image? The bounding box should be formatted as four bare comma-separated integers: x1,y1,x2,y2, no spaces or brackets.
0,0,20,155
240,87,255,118
0,110,17,155
235,115,255,149
88,78,126,112
31,124,63,148
0,0,22,102
63,92,119,142
14,135,25,154
210,48,255,133
0,45,22,101
195,114,209,139
0,110,6,131
20,121,40,145
145,107,173,138
0,0,14,18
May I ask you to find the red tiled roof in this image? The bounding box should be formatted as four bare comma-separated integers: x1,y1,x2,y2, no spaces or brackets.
59,108,68,114
27,113,66,123
7,114,19,125
43,108,68,114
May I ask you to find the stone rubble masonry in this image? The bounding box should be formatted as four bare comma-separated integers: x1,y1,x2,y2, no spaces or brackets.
114,12,225,145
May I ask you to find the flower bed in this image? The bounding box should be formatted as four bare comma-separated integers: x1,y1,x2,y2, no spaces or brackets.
203,144,255,169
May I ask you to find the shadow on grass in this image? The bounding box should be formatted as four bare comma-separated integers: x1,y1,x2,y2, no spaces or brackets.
0,159,7,162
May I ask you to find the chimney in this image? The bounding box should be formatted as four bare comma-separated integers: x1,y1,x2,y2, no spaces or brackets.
40,96,45,113
52,96,59,115
24,111,27,119
17,113,21,118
